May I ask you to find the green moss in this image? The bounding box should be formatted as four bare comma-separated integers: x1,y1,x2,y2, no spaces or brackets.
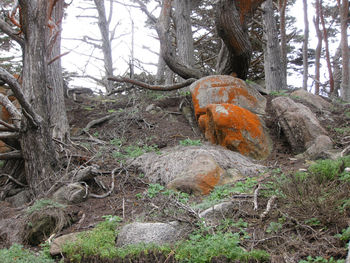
0,244,54,263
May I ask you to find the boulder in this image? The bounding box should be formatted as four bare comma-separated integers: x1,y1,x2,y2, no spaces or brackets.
271,96,328,154
129,144,265,185
50,232,80,256
290,89,332,111
116,222,181,247
305,135,334,160
190,75,266,118
167,154,226,195
202,104,272,160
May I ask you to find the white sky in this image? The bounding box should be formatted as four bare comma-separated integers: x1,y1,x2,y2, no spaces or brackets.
61,0,159,92
60,0,343,94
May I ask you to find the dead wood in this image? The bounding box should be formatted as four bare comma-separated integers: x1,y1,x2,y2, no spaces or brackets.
0,150,22,159
107,76,197,94
81,113,118,133
260,195,276,219
89,166,117,199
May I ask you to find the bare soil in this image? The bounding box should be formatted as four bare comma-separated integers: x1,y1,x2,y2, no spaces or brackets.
1,88,350,262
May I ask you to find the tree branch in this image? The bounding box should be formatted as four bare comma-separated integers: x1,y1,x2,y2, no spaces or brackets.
0,18,24,48
0,150,22,159
107,76,196,94
0,67,43,127
0,93,21,128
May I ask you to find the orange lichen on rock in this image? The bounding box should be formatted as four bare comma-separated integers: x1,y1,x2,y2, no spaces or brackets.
204,104,271,160
167,154,226,195
190,75,264,120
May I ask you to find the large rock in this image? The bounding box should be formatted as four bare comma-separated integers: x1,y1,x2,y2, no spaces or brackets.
290,89,332,111
129,144,265,185
167,154,226,195
203,104,272,159
116,222,181,247
190,75,266,118
271,96,330,154
50,232,80,256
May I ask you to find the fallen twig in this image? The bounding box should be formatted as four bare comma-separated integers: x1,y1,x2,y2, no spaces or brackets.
253,184,260,210
260,195,276,219
89,166,117,199
0,173,27,187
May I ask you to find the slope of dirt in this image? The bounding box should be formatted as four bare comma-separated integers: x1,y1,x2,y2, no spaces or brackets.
1,88,350,262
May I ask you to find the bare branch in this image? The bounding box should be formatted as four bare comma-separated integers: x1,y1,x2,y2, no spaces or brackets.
0,67,42,127
0,132,19,139
0,93,21,128
108,76,196,93
0,18,24,47
0,150,22,159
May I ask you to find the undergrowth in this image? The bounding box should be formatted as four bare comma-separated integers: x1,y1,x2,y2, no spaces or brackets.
0,243,54,263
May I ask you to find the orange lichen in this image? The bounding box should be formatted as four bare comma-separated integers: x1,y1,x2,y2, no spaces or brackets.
191,76,258,119
195,168,222,195
205,104,268,159
235,0,266,24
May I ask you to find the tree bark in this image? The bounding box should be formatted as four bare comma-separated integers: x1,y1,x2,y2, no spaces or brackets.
302,0,309,91
314,0,322,95
215,0,252,79
339,0,350,101
319,0,334,94
47,0,69,141
93,0,114,93
262,0,284,92
174,0,195,69
19,0,60,196
278,0,287,86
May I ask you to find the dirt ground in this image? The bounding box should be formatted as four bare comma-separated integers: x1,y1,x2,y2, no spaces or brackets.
1,88,350,262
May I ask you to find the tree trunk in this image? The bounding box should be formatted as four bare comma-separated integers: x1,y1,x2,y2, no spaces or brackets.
339,0,350,101
93,0,114,93
215,0,252,79
278,0,287,87
333,44,342,95
319,0,334,95
47,0,69,141
314,0,322,95
262,0,284,92
302,0,309,91
174,0,195,69
19,0,60,196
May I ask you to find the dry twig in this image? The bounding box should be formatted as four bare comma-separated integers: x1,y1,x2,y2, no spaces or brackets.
260,195,277,219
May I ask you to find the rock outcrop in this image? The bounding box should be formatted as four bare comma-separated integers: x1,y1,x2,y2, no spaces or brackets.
190,75,271,159
129,145,265,187
271,96,333,156
290,89,332,111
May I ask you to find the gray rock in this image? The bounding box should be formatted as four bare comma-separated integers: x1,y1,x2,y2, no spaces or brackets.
129,144,265,185
116,222,181,247
290,89,331,110
6,190,31,208
272,96,328,154
305,135,333,160
50,232,80,256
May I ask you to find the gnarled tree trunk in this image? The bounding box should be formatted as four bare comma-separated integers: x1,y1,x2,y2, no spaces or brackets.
19,0,61,196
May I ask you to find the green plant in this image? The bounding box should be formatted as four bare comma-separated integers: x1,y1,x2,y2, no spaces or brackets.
266,222,283,234
308,156,350,182
163,189,190,203
335,226,350,241
270,90,289,96
178,90,191,96
84,106,94,111
0,243,54,263
305,218,321,227
299,256,345,263
63,215,122,262
334,127,350,135
179,138,202,146
147,183,165,198
93,131,99,137
27,199,66,214
175,231,269,262
108,109,116,113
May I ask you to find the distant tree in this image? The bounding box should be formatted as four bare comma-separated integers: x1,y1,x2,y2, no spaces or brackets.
338,0,349,101
302,0,309,91
314,0,323,95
